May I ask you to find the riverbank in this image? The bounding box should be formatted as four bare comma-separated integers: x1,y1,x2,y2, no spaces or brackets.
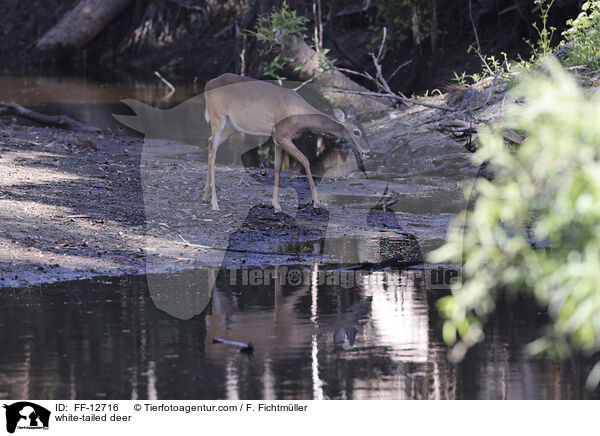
0,85,506,289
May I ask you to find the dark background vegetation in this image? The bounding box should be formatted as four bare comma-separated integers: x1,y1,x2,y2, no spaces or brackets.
0,0,585,93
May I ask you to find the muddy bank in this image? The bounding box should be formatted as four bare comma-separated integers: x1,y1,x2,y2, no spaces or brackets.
0,126,145,287
0,89,505,288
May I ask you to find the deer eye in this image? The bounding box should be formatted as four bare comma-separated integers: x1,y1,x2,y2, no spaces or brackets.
353,129,361,137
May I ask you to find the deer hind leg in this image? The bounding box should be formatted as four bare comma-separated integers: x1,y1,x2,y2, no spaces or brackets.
272,141,283,212
203,135,214,202
274,134,320,209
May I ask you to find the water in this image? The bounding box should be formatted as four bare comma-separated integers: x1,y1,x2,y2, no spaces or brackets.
0,269,595,400
0,74,203,134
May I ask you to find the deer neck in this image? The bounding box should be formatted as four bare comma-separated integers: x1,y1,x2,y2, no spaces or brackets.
278,113,345,139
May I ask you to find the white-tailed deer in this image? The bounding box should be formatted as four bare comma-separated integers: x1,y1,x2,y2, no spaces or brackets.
203,73,370,211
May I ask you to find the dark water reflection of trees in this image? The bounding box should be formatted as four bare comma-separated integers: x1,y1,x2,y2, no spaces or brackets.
0,268,596,400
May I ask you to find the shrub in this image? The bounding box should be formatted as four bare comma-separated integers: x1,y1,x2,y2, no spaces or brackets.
245,0,309,82
431,57,600,389
562,1,600,69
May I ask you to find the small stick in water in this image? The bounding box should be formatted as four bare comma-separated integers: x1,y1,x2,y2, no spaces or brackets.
212,338,254,353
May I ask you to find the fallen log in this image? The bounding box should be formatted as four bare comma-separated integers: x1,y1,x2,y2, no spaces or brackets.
281,35,392,114
34,0,134,55
0,102,101,133
326,87,455,112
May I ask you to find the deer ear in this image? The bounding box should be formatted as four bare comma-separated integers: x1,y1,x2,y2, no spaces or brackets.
333,107,345,122
346,104,356,119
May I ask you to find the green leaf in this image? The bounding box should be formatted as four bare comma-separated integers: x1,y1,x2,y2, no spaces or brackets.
443,322,457,346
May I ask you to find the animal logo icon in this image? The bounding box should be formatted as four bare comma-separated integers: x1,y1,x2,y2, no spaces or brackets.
3,402,50,433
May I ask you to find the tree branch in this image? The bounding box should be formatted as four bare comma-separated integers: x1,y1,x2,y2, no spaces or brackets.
325,88,455,111
469,0,481,51
0,102,101,132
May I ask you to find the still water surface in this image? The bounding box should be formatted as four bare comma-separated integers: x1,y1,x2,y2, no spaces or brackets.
0,268,595,400
0,74,199,134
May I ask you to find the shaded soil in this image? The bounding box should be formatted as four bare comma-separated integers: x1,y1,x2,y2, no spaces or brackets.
0,126,146,287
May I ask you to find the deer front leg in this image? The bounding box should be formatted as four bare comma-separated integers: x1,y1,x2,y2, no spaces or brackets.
276,136,320,209
272,142,283,212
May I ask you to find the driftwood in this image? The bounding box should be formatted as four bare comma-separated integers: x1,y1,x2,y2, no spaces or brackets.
281,35,392,113
212,338,254,353
437,118,526,148
0,102,101,132
325,88,455,111
153,71,176,100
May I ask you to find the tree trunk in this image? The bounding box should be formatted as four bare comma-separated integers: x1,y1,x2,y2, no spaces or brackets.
431,0,438,54
281,35,392,114
34,0,134,54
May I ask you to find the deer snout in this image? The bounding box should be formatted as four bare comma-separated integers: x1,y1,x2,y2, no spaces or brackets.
356,139,370,156
362,141,371,155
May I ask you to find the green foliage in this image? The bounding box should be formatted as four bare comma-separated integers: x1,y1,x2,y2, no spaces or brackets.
564,32,600,70
247,0,308,50
246,0,308,82
562,1,600,69
246,0,335,83
305,46,337,83
452,50,513,88
257,142,274,166
452,71,468,87
526,0,557,62
563,1,600,41
261,53,290,83
430,58,600,388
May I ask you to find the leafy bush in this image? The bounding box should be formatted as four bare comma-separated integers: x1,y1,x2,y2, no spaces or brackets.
245,0,309,82
248,0,308,48
246,0,336,84
431,57,600,388
562,1,600,69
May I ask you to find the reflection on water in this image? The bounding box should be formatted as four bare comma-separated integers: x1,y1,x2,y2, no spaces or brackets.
0,268,596,400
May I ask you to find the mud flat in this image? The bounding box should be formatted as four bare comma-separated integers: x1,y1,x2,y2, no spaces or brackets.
0,90,504,288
